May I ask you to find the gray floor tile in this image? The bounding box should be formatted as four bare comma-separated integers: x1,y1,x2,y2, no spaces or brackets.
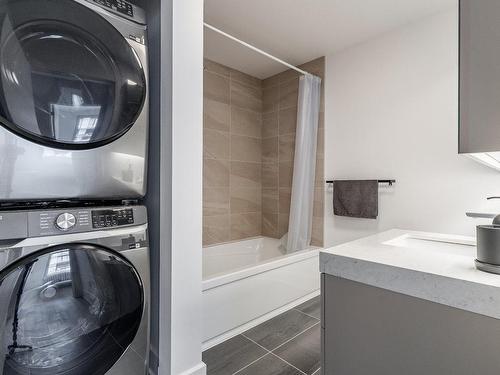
273,324,321,375
203,335,267,375
236,354,303,375
295,297,321,320
243,309,318,351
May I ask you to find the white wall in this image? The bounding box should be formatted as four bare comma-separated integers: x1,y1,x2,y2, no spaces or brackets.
160,0,205,374
324,8,500,247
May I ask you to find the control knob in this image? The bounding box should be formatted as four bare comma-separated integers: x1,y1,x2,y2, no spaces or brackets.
55,213,76,231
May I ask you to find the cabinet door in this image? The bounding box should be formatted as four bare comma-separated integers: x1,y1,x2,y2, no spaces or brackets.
460,0,500,153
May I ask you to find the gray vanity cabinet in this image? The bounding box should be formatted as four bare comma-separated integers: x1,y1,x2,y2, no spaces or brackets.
460,0,500,153
321,274,500,375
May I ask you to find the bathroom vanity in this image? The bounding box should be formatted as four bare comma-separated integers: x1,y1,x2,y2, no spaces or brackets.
320,230,500,375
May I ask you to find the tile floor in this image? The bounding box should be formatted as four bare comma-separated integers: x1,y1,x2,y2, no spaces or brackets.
203,296,321,375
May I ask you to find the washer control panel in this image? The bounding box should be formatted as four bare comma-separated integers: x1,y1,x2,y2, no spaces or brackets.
92,208,134,228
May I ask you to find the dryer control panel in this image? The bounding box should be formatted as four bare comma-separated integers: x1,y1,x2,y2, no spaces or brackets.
0,206,148,239
93,0,134,17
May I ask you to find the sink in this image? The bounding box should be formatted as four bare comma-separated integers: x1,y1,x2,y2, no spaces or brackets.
383,233,476,257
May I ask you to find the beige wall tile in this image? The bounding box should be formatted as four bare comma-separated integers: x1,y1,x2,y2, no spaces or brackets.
279,107,297,135
204,59,230,77
299,57,325,79
316,126,324,159
231,135,262,162
204,71,230,104
231,161,261,188
311,216,324,247
262,86,280,113
262,162,278,188
262,188,279,213
280,78,299,109
230,69,262,88
203,214,230,246
231,81,262,112
279,133,295,162
262,111,278,138
230,187,261,213
203,188,230,216
262,212,279,238
279,161,294,188
231,107,262,138
231,213,262,240
278,213,289,238
204,129,229,160
204,159,229,187
313,187,324,218
279,188,292,214
262,137,278,163
204,99,230,132
315,157,324,187
277,69,301,84
262,75,280,89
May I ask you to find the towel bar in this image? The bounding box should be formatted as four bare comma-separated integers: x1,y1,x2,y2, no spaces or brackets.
325,179,396,186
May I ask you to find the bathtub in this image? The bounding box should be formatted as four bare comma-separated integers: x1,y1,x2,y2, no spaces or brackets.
202,236,320,349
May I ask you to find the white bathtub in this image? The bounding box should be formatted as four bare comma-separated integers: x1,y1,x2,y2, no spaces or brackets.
202,236,320,349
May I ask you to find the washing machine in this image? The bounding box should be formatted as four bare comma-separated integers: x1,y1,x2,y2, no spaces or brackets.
0,204,149,375
0,0,149,201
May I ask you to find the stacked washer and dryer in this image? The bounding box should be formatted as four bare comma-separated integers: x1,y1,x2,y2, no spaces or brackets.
0,0,150,374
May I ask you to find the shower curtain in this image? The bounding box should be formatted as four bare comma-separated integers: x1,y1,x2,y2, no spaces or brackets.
286,74,322,253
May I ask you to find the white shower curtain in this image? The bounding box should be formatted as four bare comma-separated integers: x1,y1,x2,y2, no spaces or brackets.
286,74,322,253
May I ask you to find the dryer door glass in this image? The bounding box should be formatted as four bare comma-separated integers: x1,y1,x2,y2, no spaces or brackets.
0,244,144,375
0,0,146,149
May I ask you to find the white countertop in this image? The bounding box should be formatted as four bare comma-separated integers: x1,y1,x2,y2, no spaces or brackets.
320,229,500,320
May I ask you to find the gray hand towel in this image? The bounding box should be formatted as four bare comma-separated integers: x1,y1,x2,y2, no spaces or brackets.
333,180,378,219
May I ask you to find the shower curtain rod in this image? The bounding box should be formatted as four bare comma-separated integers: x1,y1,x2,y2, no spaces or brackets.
204,22,310,76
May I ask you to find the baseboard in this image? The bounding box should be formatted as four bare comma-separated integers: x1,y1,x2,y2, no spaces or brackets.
202,289,320,351
176,362,207,375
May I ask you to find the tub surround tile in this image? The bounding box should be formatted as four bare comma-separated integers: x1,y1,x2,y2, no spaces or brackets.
230,187,262,214
204,159,230,188
262,137,279,163
204,58,231,77
203,188,230,216
231,135,262,163
231,107,262,138
231,80,262,112
231,213,262,240
311,217,324,247
279,133,296,162
204,129,230,160
280,78,299,110
243,309,318,351
263,86,280,113
203,215,230,246
295,297,321,320
262,162,279,188
231,161,261,188
204,71,230,104
262,112,279,138
279,107,298,135
279,161,294,188
230,69,262,88
203,58,324,246
279,188,292,214
237,354,303,375
278,214,290,238
262,188,279,213
204,99,230,132
202,335,267,375
272,324,321,375
262,212,278,238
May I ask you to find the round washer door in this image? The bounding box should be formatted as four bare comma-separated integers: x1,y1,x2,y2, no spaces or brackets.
0,0,146,149
0,243,144,375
